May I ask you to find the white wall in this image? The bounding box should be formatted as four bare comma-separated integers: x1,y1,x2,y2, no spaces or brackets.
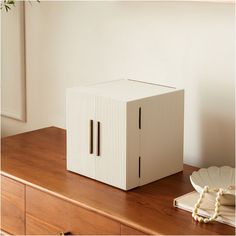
1,1,235,167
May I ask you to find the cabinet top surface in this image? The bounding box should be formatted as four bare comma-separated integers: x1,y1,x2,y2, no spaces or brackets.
1,127,234,235
68,79,180,102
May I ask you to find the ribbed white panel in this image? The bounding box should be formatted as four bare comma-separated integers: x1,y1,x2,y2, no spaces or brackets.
140,90,184,186
66,89,96,179
126,101,140,190
95,96,126,189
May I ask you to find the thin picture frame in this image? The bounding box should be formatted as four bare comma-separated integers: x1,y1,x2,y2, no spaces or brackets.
1,1,27,122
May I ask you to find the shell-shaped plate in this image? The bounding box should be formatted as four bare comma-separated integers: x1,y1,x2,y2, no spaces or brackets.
190,166,235,197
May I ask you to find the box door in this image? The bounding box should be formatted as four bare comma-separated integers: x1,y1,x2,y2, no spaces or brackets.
140,91,184,186
66,89,95,179
94,96,126,189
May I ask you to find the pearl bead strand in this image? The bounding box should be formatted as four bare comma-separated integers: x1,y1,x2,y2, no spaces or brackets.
192,186,224,223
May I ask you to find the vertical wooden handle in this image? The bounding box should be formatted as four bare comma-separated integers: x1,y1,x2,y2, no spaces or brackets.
139,156,141,178
89,120,93,154
139,107,141,130
97,121,100,156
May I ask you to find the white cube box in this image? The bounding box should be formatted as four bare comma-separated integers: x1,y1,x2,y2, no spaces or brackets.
66,79,184,190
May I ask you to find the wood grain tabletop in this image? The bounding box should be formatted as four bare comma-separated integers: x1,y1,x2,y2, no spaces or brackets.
1,127,235,235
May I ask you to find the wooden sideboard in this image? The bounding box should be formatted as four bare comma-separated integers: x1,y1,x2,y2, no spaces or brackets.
1,127,235,235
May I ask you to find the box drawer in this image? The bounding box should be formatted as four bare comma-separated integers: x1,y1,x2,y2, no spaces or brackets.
26,213,66,235
26,186,120,235
1,175,25,235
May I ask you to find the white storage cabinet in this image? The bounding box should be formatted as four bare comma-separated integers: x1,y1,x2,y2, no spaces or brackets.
66,79,184,190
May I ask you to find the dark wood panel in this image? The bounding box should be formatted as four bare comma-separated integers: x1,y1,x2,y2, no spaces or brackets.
0,175,25,235
26,186,120,235
1,127,235,235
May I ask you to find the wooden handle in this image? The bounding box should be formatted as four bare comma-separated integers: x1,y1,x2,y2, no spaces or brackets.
139,107,141,129
97,121,100,156
89,120,93,154
139,157,141,178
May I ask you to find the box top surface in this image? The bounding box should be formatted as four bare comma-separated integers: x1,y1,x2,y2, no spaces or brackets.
69,79,179,102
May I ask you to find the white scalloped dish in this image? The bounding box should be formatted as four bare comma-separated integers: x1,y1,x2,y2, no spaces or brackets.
190,166,235,206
